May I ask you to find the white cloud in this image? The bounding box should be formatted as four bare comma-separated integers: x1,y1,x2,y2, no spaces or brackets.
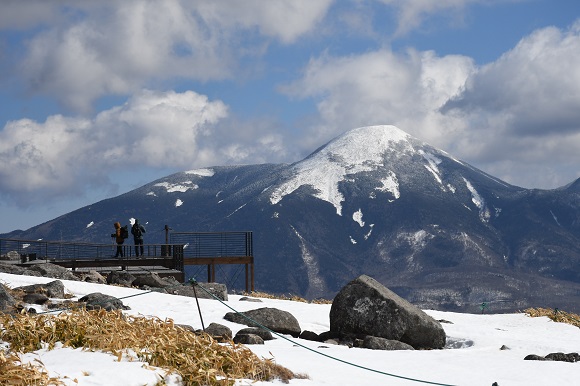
0,88,290,206
443,22,580,135
0,89,287,206
282,48,474,150
378,0,482,37
12,0,333,113
440,21,580,187
194,0,332,44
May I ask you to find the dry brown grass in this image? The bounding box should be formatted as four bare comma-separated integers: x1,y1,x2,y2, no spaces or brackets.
242,291,331,304
524,307,580,328
0,351,64,385
0,309,306,385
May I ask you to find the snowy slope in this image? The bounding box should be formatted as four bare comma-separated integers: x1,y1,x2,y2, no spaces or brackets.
1,272,580,386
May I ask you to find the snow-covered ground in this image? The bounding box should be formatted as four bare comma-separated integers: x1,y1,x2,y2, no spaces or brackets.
1,272,579,386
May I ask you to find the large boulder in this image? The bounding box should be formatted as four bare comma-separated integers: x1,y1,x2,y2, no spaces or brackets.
224,307,301,337
330,275,446,349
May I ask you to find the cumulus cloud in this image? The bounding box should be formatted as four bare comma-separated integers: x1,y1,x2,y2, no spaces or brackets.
439,21,580,185
378,0,481,37
0,89,286,206
443,22,580,135
281,48,474,150
14,0,332,113
283,20,580,188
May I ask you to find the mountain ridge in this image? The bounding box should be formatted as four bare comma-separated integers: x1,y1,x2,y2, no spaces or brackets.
3,125,580,313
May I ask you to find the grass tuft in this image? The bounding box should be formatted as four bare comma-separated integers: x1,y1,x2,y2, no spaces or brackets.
524,307,580,328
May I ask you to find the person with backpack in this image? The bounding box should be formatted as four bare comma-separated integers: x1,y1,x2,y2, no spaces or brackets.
131,219,146,257
111,222,126,258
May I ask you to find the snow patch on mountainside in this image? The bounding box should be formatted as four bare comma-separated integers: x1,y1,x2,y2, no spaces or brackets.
185,168,215,177
291,225,326,295
269,125,413,215
420,150,445,189
364,224,374,240
375,170,400,199
550,210,561,226
353,209,364,227
463,178,490,222
175,199,183,207
227,203,247,218
155,181,198,193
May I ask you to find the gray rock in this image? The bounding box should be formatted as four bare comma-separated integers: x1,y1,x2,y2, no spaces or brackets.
169,282,228,301
162,275,183,287
23,293,50,305
0,262,35,276
79,270,107,284
362,336,415,351
0,284,17,313
318,331,340,342
15,280,66,298
106,271,136,287
329,275,446,349
79,292,129,311
197,282,228,301
132,272,172,288
233,333,264,345
28,263,79,281
204,322,233,341
299,330,321,342
524,354,548,361
237,327,274,341
545,352,580,363
224,307,301,337
239,297,263,302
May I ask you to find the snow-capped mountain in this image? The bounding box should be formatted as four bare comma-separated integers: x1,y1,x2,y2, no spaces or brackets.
5,125,580,313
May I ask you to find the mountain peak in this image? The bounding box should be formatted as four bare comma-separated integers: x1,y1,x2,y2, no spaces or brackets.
269,125,417,215
314,125,414,164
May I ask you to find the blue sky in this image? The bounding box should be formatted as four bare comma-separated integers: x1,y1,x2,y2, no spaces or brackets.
1,0,579,233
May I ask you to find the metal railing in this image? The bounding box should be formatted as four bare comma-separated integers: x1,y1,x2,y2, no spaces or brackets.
0,238,181,263
169,231,252,258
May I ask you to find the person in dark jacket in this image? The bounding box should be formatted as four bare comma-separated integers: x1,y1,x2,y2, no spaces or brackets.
131,219,146,257
111,222,124,257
